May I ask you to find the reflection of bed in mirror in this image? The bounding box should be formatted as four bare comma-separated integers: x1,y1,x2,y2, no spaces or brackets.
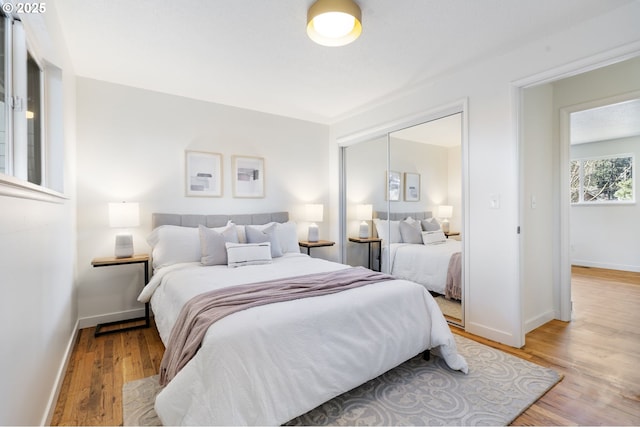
374,211,461,300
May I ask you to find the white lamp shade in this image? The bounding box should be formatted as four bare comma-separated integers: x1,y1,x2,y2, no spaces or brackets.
437,205,453,219
356,204,373,221
109,202,140,228
305,204,324,223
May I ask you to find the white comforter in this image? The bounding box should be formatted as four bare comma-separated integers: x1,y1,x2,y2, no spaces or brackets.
384,240,462,295
138,253,467,426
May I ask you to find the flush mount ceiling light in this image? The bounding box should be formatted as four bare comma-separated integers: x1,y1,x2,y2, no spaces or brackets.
307,0,362,47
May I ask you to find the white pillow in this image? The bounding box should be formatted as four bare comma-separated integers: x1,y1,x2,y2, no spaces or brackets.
276,221,300,254
199,224,239,266
422,230,446,245
232,222,274,244
246,224,283,257
147,225,201,270
226,242,272,268
373,219,402,243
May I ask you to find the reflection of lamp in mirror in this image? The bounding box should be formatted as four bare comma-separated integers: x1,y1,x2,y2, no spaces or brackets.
437,205,453,233
356,204,372,238
109,202,140,258
305,204,323,242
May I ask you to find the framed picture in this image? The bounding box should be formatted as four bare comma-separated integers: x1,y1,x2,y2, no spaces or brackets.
232,155,265,198
386,171,401,201
185,151,222,197
404,172,420,202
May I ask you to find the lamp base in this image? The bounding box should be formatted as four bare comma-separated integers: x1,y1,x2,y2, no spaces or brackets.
308,223,319,242
441,220,450,233
359,221,369,238
114,234,134,258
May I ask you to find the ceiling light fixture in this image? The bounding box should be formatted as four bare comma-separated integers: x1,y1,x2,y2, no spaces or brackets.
307,0,362,47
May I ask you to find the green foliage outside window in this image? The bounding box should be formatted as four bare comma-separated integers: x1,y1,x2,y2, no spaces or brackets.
570,156,634,203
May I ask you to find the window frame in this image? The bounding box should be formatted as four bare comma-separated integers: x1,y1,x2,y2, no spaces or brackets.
0,9,66,202
570,153,635,205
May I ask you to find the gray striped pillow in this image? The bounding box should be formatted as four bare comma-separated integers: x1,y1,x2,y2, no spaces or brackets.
225,242,272,268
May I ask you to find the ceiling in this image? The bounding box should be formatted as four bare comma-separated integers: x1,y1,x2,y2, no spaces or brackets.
53,0,633,124
570,98,640,145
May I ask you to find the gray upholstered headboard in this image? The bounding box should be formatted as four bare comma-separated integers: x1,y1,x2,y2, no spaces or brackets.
374,211,433,220
152,212,289,230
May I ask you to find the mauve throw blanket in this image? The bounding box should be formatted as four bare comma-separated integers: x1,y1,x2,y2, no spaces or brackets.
159,267,393,385
445,252,462,300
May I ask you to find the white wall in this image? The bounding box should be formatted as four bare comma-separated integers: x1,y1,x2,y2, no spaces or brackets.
75,78,331,326
522,83,555,333
331,2,640,347
570,136,640,271
0,5,78,426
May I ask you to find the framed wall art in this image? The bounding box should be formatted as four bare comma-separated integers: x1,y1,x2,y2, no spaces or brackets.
185,150,222,197
232,155,265,198
404,172,420,202
386,170,401,201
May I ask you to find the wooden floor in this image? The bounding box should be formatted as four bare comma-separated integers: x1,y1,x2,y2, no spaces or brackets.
51,267,640,426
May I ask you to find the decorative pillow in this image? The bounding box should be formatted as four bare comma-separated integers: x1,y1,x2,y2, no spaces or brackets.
226,242,272,268
198,224,239,266
421,218,441,232
422,230,446,245
276,221,300,254
373,219,402,243
246,224,283,258
147,225,201,270
400,220,422,244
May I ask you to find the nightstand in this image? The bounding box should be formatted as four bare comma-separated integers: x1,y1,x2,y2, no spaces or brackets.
348,237,382,271
444,231,460,239
91,254,150,337
299,240,335,256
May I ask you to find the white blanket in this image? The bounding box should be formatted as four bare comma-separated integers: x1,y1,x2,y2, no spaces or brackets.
139,253,467,426
384,240,462,295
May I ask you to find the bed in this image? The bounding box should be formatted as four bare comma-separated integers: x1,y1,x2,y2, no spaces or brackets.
138,212,468,426
374,211,462,300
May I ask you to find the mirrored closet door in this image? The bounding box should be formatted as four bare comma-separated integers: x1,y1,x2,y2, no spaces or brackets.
342,112,465,327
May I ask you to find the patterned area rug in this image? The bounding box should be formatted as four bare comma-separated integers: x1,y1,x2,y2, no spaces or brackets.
123,334,561,426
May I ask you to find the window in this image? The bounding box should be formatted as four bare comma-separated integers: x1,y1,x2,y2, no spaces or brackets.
0,12,45,185
571,155,634,204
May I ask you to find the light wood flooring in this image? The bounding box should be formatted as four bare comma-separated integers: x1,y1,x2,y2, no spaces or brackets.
51,266,640,426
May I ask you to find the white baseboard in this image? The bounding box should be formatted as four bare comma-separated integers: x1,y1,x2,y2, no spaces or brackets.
524,309,555,334
465,321,522,348
78,307,147,329
571,259,640,273
43,318,80,426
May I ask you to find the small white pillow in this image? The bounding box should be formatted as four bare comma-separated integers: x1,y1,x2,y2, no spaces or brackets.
422,230,446,245
226,242,272,268
246,224,283,257
199,224,239,266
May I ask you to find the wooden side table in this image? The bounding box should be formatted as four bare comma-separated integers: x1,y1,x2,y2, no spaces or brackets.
348,237,382,271
91,254,150,337
444,231,460,239
298,240,335,256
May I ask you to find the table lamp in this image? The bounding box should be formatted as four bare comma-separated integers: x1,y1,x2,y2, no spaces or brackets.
437,205,453,233
109,202,140,258
356,204,373,238
305,204,323,242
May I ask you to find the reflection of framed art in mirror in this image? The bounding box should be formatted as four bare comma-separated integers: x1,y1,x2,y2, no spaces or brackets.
404,172,420,201
387,170,401,201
